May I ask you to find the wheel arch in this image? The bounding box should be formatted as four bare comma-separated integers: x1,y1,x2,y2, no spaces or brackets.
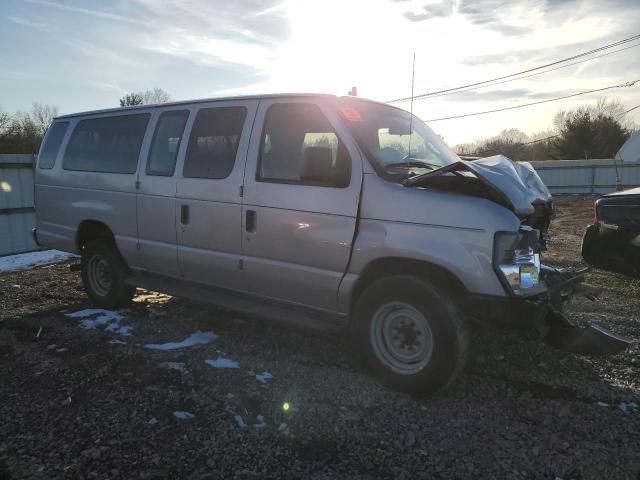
76,220,116,252
349,257,468,315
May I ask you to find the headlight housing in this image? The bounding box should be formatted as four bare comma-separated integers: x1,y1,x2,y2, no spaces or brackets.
494,227,543,296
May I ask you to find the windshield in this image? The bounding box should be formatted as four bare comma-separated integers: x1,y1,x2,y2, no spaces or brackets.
338,99,459,178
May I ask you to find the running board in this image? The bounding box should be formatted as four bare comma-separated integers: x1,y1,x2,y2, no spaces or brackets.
125,272,347,334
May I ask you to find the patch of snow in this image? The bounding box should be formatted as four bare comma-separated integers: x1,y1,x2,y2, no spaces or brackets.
0,249,77,273
253,415,267,428
205,357,239,369
144,331,218,351
160,362,187,373
234,415,247,428
113,325,133,336
66,309,122,321
256,371,273,384
174,411,195,420
147,417,158,425
109,339,127,345
65,309,132,337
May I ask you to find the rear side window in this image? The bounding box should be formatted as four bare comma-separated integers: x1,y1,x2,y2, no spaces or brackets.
258,103,351,187
38,121,69,169
63,114,150,174
183,107,247,179
147,110,189,176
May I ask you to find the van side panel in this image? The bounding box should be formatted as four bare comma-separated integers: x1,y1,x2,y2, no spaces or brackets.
36,181,138,258
336,173,520,311
35,111,154,267
174,100,259,291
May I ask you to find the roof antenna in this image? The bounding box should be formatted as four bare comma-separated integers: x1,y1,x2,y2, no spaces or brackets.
408,52,416,158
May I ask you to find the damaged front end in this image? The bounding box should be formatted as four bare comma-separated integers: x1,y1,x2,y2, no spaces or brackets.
535,266,632,356
408,155,633,356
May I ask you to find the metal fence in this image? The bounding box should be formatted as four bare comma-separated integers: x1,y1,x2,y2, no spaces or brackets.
529,159,640,195
0,154,38,256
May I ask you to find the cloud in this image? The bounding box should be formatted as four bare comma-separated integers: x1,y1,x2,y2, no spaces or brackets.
402,0,453,21
403,11,430,21
446,87,581,102
129,0,289,73
400,0,531,35
7,16,45,28
21,0,147,25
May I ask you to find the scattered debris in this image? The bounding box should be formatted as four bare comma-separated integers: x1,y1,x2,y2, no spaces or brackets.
159,362,187,373
144,331,218,350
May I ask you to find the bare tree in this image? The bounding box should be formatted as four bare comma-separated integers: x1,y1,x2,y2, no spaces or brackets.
142,88,172,105
119,88,172,107
0,103,59,153
31,103,59,136
0,106,11,134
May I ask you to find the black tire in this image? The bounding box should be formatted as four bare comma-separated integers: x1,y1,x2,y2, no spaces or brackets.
581,224,601,266
352,275,469,396
81,239,135,309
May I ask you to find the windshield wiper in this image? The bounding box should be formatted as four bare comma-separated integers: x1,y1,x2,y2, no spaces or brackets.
383,159,440,171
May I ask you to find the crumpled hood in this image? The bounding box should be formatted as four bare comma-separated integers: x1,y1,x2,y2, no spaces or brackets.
405,154,551,215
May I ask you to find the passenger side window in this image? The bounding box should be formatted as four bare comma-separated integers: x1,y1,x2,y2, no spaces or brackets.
183,107,247,179
63,114,150,174
258,103,351,187
38,121,69,169
147,110,189,176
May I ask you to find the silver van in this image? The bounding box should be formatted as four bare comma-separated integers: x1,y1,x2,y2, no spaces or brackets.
33,94,631,395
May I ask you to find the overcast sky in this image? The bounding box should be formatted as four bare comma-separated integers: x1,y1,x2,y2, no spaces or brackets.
1,0,639,145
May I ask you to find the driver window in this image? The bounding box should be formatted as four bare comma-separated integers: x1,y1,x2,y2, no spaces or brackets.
258,103,351,187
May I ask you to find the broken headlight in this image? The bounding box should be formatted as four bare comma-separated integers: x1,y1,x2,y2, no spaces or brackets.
494,227,542,295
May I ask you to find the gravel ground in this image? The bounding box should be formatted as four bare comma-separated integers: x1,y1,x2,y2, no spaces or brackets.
0,196,638,479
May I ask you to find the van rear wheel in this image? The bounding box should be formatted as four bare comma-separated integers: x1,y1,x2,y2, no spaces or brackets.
353,275,469,396
81,239,135,309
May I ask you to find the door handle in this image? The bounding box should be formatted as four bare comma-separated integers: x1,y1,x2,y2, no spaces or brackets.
180,204,190,225
246,210,256,233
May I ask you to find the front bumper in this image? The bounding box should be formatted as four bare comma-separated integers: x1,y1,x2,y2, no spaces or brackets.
466,266,633,356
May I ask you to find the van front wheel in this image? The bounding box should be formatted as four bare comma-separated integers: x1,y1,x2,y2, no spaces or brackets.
353,275,469,396
81,239,135,309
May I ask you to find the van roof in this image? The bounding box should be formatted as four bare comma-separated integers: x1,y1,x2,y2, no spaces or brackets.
54,93,395,120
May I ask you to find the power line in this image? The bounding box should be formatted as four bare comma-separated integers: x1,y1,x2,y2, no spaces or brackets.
420,42,640,100
386,34,640,103
424,79,639,122
619,104,640,117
